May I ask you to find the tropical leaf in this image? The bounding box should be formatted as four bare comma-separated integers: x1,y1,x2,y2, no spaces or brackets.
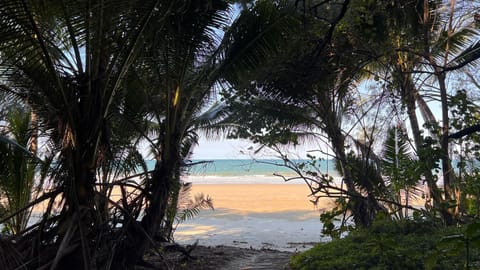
175,182,214,224
0,109,45,235
382,126,419,189
218,0,300,84
446,39,480,71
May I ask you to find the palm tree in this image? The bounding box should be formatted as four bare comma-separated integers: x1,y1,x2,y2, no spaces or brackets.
0,1,170,268
342,0,480,224
419,0,480,217
381,125,422,218
0,108,47,235
115,1,307,263
0,1,307,267
384,0,480,222
221,0,393,228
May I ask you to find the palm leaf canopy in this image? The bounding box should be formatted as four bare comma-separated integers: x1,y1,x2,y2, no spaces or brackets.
218,1,370,145
0,109,38,235
0,0,165,157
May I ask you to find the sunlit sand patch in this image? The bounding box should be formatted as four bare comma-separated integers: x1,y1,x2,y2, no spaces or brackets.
174,225,217,237
174,183,332,251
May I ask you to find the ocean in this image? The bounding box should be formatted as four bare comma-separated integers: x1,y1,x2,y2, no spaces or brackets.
182,159,340,184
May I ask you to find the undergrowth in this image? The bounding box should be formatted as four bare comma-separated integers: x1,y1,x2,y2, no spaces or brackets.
290,218,480,270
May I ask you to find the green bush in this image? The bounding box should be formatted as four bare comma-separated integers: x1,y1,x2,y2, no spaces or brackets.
290,219,478,270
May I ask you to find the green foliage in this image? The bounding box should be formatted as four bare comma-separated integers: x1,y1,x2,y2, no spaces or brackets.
175,182,214,224
343,152,386,196
380,126,422,218
291,219,474,270
382,126,420,190
0,0,478,267
220,0,301,85
449,90,480,217
319,197,352,239
0,109,45,235
427,222,480,270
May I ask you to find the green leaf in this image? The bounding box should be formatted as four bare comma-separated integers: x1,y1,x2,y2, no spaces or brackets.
425,252,438,270
438,234,464,248
465,222,480,239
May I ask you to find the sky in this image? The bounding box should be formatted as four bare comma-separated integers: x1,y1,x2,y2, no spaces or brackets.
190,137,252,159
190,136,329,160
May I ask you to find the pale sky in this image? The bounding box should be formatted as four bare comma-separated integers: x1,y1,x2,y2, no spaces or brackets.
190,137,253,159
190,136,329,160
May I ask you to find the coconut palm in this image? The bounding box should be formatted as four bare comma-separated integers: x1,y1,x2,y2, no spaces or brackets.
1,0,306,267
419,1,480,217
393,1,480,222
112,1,308,264
342,0,480,223
0,1,176,268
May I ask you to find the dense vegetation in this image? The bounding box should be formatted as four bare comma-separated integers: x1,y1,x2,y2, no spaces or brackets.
0,0,479,269
291,218,480,270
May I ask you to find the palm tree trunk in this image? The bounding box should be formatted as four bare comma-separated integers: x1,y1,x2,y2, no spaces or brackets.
163,169,182,241
437,71,455,203
402,73,453,224
118,125,182,267
329,128,382,227
29,111,38,155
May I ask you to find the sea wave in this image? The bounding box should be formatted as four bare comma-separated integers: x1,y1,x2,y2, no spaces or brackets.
182,174,343,185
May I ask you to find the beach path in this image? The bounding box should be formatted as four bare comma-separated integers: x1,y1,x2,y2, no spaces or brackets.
219,248,292,270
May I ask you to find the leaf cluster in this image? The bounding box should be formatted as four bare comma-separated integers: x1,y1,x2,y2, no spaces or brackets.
291,219,472,270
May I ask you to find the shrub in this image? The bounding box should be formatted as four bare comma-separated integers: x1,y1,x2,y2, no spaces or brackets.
290,219,477,270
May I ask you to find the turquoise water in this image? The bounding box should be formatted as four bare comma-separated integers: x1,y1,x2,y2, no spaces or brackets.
187,159,339,177
145,159,340,184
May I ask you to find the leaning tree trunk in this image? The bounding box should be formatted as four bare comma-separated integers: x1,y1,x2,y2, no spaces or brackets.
117,113,184,268
115,156,178,268
329,126,383,227
401,71,453,224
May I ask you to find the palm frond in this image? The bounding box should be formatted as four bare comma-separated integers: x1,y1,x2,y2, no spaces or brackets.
0,109,44,235
381,126,420,191
175,182,214,224
218,0,300,84
445,38,480,71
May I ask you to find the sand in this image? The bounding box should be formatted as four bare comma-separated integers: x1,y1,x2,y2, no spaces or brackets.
188,184,335,214
174,183,427,251
174,184,334,252
27,182,425,252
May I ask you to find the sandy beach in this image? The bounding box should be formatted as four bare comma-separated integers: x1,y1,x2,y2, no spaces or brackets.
188,184,335,214
175,184,334,251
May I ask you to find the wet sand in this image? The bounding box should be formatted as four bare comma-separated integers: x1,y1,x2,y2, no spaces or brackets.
175,183,426,251
175,184,334,251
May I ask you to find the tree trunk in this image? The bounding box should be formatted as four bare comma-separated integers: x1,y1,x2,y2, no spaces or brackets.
402,72,453,224
329,128,383,227
437,71,455,203
117,127,182,268
53,147,97,270
163,169,182,241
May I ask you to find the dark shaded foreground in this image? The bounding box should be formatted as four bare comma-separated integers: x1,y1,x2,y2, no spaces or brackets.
139,245,293,270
